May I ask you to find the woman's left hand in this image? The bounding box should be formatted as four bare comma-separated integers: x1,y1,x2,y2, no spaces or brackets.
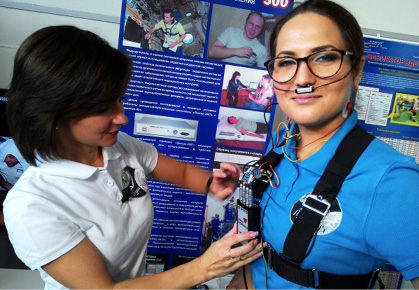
196,222,264,282
209,162,241,200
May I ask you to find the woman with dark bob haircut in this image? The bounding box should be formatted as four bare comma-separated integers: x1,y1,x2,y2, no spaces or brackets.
4,25,264,289
227,71,248,107
227,0,419,289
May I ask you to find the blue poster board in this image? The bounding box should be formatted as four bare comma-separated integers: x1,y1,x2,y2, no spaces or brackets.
357,35,419,164
117,0,292,271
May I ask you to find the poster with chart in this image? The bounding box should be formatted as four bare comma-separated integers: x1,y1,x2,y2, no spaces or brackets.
358,36,419,164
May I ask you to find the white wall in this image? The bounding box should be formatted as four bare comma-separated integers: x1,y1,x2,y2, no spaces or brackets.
1,0,419,88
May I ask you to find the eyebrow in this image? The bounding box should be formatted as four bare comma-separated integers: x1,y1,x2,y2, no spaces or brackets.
276,45,339,57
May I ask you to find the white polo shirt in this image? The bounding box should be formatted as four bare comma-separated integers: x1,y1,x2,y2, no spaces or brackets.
3,132,158,289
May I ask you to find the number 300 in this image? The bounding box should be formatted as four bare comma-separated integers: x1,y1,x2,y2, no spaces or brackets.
263,0,290,8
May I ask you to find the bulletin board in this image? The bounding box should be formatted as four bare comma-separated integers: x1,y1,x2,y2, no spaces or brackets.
357,30,419,165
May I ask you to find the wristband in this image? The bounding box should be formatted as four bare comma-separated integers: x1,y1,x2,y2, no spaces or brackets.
206,173,213,193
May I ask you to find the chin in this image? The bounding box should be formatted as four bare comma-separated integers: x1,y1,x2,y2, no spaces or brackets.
102,136,119,147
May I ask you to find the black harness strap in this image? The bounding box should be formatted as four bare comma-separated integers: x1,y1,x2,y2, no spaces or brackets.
283,125,374,263
265,125,377,288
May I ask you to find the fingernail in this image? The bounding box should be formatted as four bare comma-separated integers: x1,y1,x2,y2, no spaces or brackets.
253,239,258,246
250,231,259,238
262,242,268,247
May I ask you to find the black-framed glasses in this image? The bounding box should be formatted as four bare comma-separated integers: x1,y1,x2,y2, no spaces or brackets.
264,49,354,84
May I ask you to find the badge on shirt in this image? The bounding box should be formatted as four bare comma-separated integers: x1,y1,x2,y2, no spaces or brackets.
121,166,149,203
290,193,342,235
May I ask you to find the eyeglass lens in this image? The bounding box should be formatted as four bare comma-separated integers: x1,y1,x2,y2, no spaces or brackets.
267,50,346,83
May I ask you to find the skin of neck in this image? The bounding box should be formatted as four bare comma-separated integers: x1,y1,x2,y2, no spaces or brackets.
294,112,346,160
56,126,104,167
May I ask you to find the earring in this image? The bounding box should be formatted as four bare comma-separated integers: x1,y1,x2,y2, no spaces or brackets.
342,87,358,118
342,101,352,118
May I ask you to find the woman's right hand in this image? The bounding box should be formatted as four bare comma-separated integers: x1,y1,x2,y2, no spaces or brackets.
195,222,264,282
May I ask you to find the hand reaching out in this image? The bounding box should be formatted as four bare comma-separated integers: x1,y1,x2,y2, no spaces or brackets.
196,223,265,282
209,163,241,200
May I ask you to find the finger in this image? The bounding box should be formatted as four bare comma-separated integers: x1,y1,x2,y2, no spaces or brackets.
228,238,258,258
219,163,240,176
222,230,259,248
212,188,235,200
223,222,238,238
234,241,266,261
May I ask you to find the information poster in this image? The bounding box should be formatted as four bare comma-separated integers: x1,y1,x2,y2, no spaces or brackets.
117,0,292,271
357,36,419,164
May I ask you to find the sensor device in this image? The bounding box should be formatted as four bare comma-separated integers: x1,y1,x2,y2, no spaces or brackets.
295,86,314,94
237,150,282,243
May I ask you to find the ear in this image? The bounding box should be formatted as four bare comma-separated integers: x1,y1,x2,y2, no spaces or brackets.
353,56,366,87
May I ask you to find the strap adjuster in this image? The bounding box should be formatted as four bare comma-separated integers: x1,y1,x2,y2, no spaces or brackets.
302,194,331,216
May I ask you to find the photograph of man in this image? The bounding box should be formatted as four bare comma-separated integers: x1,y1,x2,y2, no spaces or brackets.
220,64,275,110
227,116,268,139
145,8,186,54
207,6,268,67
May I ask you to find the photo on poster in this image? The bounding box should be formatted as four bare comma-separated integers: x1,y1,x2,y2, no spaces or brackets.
145,253,170,275
0,137,30,197
206,4,281,68
123,0,209,58
390,92,419,126
221,64,275,110
200,147,263,253
215,107,270,151
0,90,30,207
134,113,199,141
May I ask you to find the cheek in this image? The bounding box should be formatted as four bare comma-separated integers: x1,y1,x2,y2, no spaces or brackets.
274,90,293,114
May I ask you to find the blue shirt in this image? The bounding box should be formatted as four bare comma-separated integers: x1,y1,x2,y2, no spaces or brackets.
228,80,247,95
250,111,419,288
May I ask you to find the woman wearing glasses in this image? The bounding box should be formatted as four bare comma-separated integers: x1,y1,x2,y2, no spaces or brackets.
228,0,419,289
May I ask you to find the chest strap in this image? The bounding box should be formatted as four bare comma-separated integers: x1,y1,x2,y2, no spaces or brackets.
163,21,179,36
264,245,380,288
266,125,377,288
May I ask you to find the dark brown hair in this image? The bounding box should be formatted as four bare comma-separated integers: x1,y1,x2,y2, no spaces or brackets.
269,0,364,70
6,25,133,165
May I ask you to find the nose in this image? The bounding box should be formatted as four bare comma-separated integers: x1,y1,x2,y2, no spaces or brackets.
113,103,129,125
116,112,129,125
294,60,316,88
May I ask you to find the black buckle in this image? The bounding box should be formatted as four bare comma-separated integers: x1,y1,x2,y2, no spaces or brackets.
302,194,331,216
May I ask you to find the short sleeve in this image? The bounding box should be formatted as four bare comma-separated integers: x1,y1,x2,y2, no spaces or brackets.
116,132,158,175
217,27,234,46
177,22,185,35
365,160,419,280
4,192,85,270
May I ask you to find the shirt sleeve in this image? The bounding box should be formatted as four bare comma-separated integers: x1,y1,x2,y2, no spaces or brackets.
154,20,164,31
365,159,419,280
4,191,85,270
177,22,185,35
117,132,158,175
239,80,247,89
217,27,234,46
256,48,269,67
